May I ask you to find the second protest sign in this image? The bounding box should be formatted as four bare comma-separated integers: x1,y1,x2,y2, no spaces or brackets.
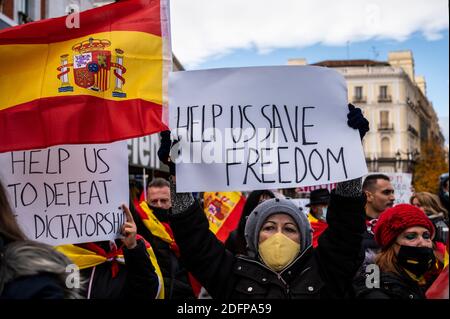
0,141,129,245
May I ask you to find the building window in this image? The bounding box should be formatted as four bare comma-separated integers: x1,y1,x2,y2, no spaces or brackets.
420,118,429,141
0,0,14,20
408,124,419,137
380,111,388,126
355,86,362,99
17,0,33,24
378,85,391,102
380,86,387,98
379,111,393,131
353,86,364,102
381,137,390,157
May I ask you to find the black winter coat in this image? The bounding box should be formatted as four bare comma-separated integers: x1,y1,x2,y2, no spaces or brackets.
0,237,78,299
80,239,160,299
132,206,195,299
224,229,246,256
169,192,366,299
353,220,380,292
356,271,426,299
0,274,65,299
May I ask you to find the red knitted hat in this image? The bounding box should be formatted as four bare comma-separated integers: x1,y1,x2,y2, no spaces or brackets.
374,204,435,249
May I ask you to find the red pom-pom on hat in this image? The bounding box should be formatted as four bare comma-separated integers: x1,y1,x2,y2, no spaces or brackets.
374,204,435,249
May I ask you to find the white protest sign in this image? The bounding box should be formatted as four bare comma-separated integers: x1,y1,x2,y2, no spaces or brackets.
169,66,368,192
368,172,413,205
0,141,129,246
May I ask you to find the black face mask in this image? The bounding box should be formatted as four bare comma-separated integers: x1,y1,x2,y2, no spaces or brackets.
397,245,435,277
148,205,170,222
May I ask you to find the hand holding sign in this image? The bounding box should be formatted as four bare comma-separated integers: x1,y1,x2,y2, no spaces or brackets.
120,204,137,249
157,130,176,176
347,104,369,140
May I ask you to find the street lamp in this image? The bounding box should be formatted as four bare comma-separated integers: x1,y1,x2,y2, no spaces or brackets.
409,149,420,172
370,153,375,172
395,149,420,173
395,150,402,172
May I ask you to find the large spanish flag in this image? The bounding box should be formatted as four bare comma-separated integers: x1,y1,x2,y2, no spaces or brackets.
0,0,171,152
203,192,246,243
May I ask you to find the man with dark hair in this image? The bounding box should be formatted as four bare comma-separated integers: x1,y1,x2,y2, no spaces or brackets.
132,177,196,299
361,174,395,259
362,174,395,219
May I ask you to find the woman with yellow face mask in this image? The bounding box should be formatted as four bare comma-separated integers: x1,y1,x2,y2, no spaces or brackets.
245,199,309,273
167,178,365,299
257,213,302,272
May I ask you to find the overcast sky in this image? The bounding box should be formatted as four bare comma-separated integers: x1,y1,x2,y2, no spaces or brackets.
169,0,449,143
170,0,448,67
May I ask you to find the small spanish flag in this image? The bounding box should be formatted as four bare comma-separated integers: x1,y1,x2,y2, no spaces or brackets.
0,0,171,152
56,235,165,299
307,214,328,248
203,192,246,243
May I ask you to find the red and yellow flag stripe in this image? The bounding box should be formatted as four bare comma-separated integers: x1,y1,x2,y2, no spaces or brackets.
136,200,176,246
0,0,171,152
56,237,165,299
204,192,246,243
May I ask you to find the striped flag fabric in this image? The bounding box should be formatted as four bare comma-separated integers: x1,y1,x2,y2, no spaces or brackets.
0,0,171,152
203,192,246,243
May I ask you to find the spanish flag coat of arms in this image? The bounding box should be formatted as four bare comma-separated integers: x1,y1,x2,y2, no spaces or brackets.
0,0,171,152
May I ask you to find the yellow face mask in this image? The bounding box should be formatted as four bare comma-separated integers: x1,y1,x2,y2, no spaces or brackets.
258,232,300,272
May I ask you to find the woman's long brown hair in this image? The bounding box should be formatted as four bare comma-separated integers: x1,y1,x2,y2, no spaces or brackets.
376,245,401,275
410,192,448,219
0,180,26,242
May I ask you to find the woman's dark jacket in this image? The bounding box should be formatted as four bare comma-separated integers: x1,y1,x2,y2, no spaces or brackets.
0,237,76,299
80,239,160,299
132,205,196,299
356,270,426,299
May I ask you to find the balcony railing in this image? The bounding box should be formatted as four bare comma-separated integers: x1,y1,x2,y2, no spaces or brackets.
378,95,392,102
378,123,394,131
352,96,366,103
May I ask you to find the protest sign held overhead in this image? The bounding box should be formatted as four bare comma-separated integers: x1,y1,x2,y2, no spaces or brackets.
0,0,171,153
169,66,368,192
0,141,129,246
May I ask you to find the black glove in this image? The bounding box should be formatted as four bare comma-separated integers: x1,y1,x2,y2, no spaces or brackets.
157,130,176,175
347,103,369,140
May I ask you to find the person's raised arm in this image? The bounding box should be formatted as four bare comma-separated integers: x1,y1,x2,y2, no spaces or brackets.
315,104,368,297
157,131,236,298
121,204,161,299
